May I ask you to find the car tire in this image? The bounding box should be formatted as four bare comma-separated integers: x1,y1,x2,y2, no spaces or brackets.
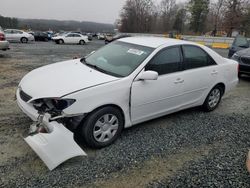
79,40,85,45
21,37,28,43
80,106,124,148
58,39,64,44
203,86,223,112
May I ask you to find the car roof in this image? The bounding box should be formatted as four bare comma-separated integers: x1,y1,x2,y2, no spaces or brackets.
118,36,196,48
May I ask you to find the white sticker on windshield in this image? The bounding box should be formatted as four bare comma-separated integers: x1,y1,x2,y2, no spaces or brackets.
127,49,145,56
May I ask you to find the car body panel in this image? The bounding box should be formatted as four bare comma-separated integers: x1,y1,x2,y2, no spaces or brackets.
0,27,10,50
0,40,9,51
19,59,119,100
16,37,238,170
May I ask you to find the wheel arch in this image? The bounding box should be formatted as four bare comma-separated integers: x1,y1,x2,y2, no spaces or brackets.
214,82,226,95
76,103,126,129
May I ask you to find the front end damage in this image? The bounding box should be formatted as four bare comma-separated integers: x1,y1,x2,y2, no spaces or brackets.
16,88,87,170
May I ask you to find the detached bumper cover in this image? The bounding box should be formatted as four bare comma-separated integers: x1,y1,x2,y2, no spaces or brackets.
16,88,87,170
24,117,87,170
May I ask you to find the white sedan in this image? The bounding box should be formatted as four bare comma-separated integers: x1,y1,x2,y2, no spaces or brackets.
16,37,238,170
52,33,89,45
4,29,34,43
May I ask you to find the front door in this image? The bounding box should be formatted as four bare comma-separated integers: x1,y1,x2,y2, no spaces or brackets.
131,46,184,124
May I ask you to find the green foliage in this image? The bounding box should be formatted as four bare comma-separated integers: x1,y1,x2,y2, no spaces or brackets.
188,0,210,33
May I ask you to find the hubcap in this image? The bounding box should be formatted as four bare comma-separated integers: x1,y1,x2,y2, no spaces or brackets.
93,114,119,143
208,88,221,108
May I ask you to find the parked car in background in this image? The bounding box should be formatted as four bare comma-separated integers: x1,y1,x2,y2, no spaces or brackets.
4,29,34,43
17,37,238,170
97,33,105,40
87,33,93,41
0,26,9,51
105,33,131,44
228,35,250,58
52,33,89,45
231,48,250,77
34,31,50,42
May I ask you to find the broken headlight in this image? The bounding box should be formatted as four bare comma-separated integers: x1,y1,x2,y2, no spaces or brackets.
33,98,76,113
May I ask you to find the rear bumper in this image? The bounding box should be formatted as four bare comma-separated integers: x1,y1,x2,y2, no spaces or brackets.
0,41,9,50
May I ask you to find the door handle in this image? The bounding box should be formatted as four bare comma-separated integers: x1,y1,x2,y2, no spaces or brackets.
211,70,218,75
174,78,184,84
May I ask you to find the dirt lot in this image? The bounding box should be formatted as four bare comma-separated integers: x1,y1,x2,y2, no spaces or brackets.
0,40,250,188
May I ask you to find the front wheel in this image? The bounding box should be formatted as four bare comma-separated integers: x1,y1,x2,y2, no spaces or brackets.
58,39,64,44
203,86,223,111
80,107,124,148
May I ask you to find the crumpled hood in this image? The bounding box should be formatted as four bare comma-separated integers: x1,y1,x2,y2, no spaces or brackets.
237,48,250,57
19,59,119,100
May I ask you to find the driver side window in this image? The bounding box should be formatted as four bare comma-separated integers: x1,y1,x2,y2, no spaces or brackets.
145,46,181,75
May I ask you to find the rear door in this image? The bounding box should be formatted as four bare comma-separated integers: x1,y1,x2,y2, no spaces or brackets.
12,30,22,41
74,34,82,43
64,34,75,43
4,29,13,41
179,45,218,107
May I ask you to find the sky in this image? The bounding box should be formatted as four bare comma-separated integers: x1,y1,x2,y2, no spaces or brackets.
0,0,185,24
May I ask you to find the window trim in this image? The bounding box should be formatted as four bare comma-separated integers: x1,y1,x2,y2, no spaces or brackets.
180,44,217,71
145,45,183,76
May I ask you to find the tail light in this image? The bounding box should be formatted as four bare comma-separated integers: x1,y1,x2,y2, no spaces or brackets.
0,33,5,41
237,63,239,73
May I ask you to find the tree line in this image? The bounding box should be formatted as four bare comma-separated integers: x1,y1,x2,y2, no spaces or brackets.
118,0,250,37
0,16,114,33
0,15,18,28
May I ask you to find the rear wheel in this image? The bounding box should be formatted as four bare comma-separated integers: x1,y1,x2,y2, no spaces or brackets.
79,40,85,45
80,107,124,148
21,37,28,43
203,86,223,111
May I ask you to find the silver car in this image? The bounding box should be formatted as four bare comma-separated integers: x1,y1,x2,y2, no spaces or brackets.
4,29,34,43
0,26,9,51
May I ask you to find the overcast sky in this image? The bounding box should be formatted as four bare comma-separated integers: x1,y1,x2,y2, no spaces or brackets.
0,0,185,24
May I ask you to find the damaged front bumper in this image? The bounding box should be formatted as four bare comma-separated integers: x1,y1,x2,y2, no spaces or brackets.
16,89,87,170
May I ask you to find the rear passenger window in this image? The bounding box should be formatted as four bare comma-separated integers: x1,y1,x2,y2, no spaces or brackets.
182,45,216,70
146,47,181,75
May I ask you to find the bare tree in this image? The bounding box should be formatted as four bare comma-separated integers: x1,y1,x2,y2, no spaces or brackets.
159,0,177,32
223,0,246,36
120,0,154,33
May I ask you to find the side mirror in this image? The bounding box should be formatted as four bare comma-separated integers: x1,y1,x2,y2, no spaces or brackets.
137,71,158,81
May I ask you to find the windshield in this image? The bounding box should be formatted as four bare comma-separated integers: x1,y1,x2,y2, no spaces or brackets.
234,35,249,48
85,41,154,77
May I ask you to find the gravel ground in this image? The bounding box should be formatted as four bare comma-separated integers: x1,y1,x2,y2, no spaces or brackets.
0,40,249,188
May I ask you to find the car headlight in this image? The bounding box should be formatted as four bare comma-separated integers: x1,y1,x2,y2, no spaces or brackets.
231,53,240,61
33,98,76,112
